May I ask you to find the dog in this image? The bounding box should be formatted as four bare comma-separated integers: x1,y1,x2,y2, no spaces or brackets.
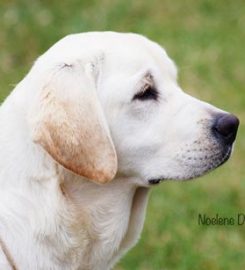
0,32,239,270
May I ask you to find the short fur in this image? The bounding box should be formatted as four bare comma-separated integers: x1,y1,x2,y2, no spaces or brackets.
0,32,236,269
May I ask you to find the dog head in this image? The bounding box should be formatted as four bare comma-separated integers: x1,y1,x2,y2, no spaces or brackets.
28,32,239,186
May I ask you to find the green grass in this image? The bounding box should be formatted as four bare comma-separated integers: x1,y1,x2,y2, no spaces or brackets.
0,0,244,269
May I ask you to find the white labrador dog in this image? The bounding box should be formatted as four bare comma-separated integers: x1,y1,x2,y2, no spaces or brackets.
0,32,239,270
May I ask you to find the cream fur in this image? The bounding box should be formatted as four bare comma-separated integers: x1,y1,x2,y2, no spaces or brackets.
0,32,235,269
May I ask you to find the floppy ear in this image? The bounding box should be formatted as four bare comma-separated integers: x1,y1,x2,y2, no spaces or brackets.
30,61,117,184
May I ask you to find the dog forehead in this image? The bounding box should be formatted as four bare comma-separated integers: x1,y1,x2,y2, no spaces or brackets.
101,33,177,79
41,32,177,80
91,32,177,78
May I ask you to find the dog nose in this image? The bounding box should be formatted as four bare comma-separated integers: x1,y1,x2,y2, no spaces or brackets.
212,114,239,145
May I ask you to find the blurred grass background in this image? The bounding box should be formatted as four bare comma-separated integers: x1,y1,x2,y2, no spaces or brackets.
0,0,244,269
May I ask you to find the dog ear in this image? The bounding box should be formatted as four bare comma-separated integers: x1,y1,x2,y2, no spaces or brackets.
30,61,117,184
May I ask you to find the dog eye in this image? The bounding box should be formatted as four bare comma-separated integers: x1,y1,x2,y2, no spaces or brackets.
133,85,158,101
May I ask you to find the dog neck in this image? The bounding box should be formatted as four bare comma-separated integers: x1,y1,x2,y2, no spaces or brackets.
59,172,150,269
0,155,149,270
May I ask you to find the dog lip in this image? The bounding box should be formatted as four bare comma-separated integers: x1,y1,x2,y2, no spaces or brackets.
148,178,165,185
148,146,232,184
216,145,232,168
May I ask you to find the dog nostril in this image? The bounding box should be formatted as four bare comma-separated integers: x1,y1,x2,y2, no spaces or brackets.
213,114,239,144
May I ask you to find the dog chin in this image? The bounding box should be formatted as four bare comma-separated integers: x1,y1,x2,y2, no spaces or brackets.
148,146,232,185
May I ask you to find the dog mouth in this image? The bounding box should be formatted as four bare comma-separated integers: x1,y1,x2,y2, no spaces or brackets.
148,178,163,185
148,146,232,185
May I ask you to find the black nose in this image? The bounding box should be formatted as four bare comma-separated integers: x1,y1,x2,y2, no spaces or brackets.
212,114,239,145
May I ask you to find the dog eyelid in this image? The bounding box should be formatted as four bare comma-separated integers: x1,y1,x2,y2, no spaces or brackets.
132,73,159,101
